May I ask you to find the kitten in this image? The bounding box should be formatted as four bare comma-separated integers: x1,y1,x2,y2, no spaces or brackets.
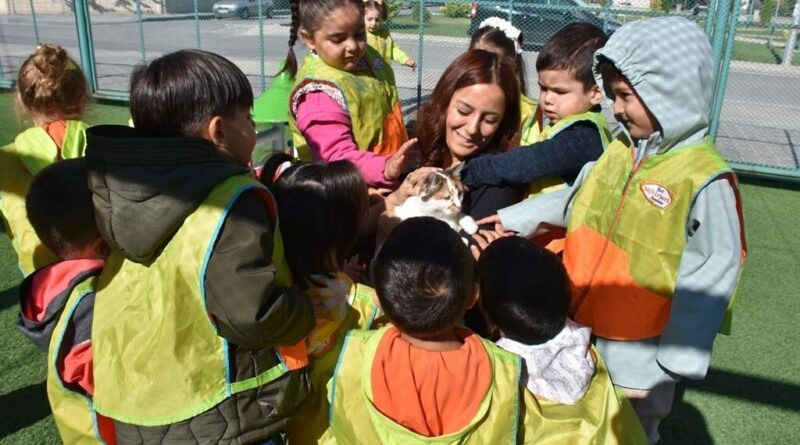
394,167,479,235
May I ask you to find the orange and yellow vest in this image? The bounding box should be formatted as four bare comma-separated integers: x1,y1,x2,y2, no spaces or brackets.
564,136,745,340
0,120,87,275
321,325,523,444
286,279,380,444
521,346,647,444
91,175,306,425
518,95,540,147
289,47,408,161
47,273,116,444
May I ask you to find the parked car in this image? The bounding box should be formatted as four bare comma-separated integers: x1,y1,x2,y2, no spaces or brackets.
468,0,622,50
213,0,274,19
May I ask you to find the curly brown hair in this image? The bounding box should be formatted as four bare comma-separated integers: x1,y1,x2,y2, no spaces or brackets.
17,44,87,120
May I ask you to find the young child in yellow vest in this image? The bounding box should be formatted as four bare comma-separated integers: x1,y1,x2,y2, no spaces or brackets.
84,49,315,444
16,159,116,444
469,17,540,143
284,0,418,188
486,17,747,444
477,236,647,445
461,23,612,213
259,153,381,444
321,217,523,443
364,0,416,72
0,44,89,275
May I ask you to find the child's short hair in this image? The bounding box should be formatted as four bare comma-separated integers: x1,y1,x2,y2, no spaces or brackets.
364,0,387,20
374,217,475,338
262,153,368,283
17,44,87,120
129,49,253,138
469,22,527,94
478,237,568,345
594,55,626,87
536,22,608,91
26,159,101,258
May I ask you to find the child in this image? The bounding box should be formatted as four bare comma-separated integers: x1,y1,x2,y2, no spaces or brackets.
461,22,611,198
16,159,115,444
0,44,89,275
492,17,746,443
322,217,523,442
260,154,381,444
84,50,314,443
469,16,541,144
284,0,417,187
478,237,646,445
364,0,416,71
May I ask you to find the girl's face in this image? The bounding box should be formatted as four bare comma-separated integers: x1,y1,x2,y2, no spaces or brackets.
444,83,505,165
301,4,367,72
364,8,382,33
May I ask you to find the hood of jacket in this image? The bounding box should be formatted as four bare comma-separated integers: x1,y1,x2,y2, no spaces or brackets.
594,16,713,153
85,125,249,264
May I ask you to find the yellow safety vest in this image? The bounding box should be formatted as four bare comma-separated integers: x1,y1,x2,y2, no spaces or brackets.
521,346,647,445
46,274,109,444
518,95,540,147
564,136,744,340
367,28,410,66
286,279,380,444
92,175,300,425
323,325,523,444
289,47,408,161
0,120,87,275
526,111,612,198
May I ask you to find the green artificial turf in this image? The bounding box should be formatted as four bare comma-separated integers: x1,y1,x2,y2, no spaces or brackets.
1,91,799,443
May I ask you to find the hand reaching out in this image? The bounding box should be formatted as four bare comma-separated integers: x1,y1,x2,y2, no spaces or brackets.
384,138,419,181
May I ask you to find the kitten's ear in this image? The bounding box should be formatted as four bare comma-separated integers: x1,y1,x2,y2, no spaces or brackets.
419,172,439,201
445,162,465,179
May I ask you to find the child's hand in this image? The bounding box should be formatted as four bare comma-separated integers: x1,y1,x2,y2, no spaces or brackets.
469,229,509,261
475,214,515,237
405,59,417,71
384,138,419,181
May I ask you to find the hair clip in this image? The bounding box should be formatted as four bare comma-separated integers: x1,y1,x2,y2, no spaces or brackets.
478,17,523,54
273,160,293,182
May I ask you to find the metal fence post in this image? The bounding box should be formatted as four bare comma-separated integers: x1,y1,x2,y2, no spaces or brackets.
194,0,202,49
258,0,266,92
708,0,731,86
28,0,40,44
507,0,513,21
704,0,718,38
135,0,147,63
602,0,611,34
782,0,800,66
73,0,98,92
710,0,741,139
415,0,426,114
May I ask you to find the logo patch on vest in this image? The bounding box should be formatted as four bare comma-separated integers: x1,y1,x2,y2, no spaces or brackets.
640,182,674,209
372,58,385,70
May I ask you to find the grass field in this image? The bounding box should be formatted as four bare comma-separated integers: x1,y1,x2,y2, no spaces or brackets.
733,40,800,66
1,91,800,443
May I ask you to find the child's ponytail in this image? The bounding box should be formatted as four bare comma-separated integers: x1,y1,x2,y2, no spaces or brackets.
281,0,301,78
17,44,87,120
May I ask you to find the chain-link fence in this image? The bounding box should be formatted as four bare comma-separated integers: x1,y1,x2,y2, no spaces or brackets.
1,0,798,180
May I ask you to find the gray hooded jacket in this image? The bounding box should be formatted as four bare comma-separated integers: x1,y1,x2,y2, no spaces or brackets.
498,17,744,389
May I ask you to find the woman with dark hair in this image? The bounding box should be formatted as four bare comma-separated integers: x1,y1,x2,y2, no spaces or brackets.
413,49,524,224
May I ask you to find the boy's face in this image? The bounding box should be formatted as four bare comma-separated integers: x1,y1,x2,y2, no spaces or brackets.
537,69,602,125
364,8,382,33
608,77,659,140
218,107,256,165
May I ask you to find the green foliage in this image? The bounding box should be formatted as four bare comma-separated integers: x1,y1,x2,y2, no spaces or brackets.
385,0,403,21
760,0,777,25
650,0,673,12
411,2,432,22
778,0,797,15
442,1,471,18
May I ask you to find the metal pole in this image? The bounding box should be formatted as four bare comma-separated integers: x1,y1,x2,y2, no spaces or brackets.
507,0,513,21
135,0,146,63
72,0,98,92
194,0,202,49
603,0,611,34
782,0,800,66
704,0,718,37
415,0,425,114
258,0,265,92
28,0,40,44
709,0,731,81
710,0,741,139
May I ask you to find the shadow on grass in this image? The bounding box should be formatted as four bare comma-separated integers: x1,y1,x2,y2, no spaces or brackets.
0,381,50,437
0,284,20,312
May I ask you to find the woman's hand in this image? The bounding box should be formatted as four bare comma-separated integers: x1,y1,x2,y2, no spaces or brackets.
384,166,440,210
384,138,419,181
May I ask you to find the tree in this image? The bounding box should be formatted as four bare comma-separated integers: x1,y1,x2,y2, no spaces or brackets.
760,0,777,25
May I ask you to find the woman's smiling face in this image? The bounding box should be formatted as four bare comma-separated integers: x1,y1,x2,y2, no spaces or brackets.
444,83,506,165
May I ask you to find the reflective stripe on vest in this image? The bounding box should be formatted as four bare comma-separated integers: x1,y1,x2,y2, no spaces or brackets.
47,276,108,445
0,121,87,275
521,346,647,445
92,175,301,425
564,136,736,340
527,111,612,198
287,280,380,444
326,325,522,444
288,48,408,161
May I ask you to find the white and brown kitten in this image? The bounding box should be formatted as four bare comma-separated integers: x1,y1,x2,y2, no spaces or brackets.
394,166,479,235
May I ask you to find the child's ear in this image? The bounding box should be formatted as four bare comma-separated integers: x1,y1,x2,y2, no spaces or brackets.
201,115,227,148
299,28,315,52
588,84,604,106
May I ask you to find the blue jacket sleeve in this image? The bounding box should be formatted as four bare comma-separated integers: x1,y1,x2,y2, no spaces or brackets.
461,122,603,188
